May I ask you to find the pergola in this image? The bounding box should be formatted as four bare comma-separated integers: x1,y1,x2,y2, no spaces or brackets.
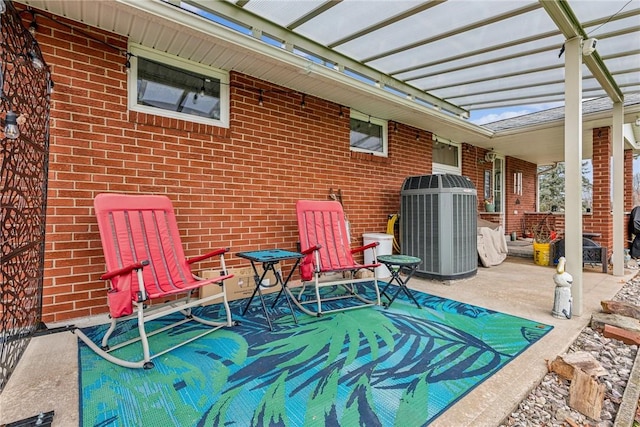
21,0,640,315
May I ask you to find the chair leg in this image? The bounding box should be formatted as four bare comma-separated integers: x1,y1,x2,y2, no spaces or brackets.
315,276,323,316
284,272,381,317
137,302,154,369
78,293,234,369
75,328,150,369
101,317,118,350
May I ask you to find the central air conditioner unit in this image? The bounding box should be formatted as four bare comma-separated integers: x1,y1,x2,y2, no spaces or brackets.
400,174,478,280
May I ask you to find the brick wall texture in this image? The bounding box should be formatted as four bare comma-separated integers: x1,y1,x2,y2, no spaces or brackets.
29,11,622,323
38,14,438,322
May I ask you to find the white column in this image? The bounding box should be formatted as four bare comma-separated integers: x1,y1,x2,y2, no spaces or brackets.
612,102,624,276
564,37,583,316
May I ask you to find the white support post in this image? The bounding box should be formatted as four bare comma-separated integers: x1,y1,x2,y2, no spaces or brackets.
612,102,624,276
564,37,583,316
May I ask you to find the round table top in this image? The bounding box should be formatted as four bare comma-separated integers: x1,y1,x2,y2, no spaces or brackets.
377,254,422,266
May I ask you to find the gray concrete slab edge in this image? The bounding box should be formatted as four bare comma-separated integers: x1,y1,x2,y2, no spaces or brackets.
614,345,640,427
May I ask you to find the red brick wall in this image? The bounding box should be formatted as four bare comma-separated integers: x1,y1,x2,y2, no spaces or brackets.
505,157,537,236
27,9,564,323
35,14,435,323
461,144,492,210
585,127,612,249
625,149,634,213
461,143,538,236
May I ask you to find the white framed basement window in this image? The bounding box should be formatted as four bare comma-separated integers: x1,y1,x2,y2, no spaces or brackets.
350,111,388,157
432,137,461,175
128,44,230,128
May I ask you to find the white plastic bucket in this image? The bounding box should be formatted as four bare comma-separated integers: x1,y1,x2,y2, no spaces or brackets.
363,233,394,278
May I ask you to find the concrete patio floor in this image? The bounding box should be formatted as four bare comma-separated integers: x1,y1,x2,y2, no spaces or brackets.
0,256,636,426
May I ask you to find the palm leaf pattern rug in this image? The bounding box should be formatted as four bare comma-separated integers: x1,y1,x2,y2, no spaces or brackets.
78,287,552,426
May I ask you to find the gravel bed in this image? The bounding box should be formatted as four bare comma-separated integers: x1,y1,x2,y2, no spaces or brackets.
499,271,640,427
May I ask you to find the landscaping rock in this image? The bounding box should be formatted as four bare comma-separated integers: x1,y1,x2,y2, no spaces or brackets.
499,274,640,426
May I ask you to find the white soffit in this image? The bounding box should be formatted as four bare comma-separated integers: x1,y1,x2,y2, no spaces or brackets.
16,0,640,164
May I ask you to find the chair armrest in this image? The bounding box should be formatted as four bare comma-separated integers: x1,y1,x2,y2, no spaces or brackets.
301,245,322,255
187,247,230,265
352,241,379,254
100,260,149,281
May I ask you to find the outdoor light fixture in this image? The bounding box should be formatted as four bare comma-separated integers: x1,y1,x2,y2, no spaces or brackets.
124,52,132,73
338,105,344,118
485,151,497,162
4,110,20,140
300,94,306,109
258,89,264,106
28,49,43,70
28,14,37,36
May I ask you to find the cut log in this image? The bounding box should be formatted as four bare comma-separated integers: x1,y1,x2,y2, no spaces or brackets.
601,300,640,320
569,368,605,420
549,351,608,380
590,312,640,333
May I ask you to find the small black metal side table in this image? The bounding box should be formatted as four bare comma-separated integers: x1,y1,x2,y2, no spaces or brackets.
236,249,304,330
377,254,422,309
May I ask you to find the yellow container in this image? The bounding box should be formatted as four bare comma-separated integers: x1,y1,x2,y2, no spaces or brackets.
533,241,550,266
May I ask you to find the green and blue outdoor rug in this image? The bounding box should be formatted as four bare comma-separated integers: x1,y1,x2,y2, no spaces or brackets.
78,286,552,426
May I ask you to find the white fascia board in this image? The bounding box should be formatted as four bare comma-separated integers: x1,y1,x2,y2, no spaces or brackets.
623,123,639,149
117,0,467,118
115,0,483,136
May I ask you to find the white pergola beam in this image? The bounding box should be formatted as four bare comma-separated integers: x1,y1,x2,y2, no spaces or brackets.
541,0,624,103
542,0,628,315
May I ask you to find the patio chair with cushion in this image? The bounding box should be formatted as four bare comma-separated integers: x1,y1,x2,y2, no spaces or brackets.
287,199,381,316
75,193,235,369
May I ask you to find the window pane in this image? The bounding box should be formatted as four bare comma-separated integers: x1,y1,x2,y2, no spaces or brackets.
432,141,458,167
494,158,503,212
137,57,221,120
350,118,383,152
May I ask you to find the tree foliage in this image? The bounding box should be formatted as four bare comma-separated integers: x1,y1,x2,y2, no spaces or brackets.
538,161,592,212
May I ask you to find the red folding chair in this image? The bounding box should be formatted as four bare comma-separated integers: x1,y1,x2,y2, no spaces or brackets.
75,193,234,369
287,200,381,316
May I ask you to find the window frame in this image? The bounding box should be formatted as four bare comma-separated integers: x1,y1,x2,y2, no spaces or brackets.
127,44,230,128
349,110,388,157
431,138,461,175
492,155,505,213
